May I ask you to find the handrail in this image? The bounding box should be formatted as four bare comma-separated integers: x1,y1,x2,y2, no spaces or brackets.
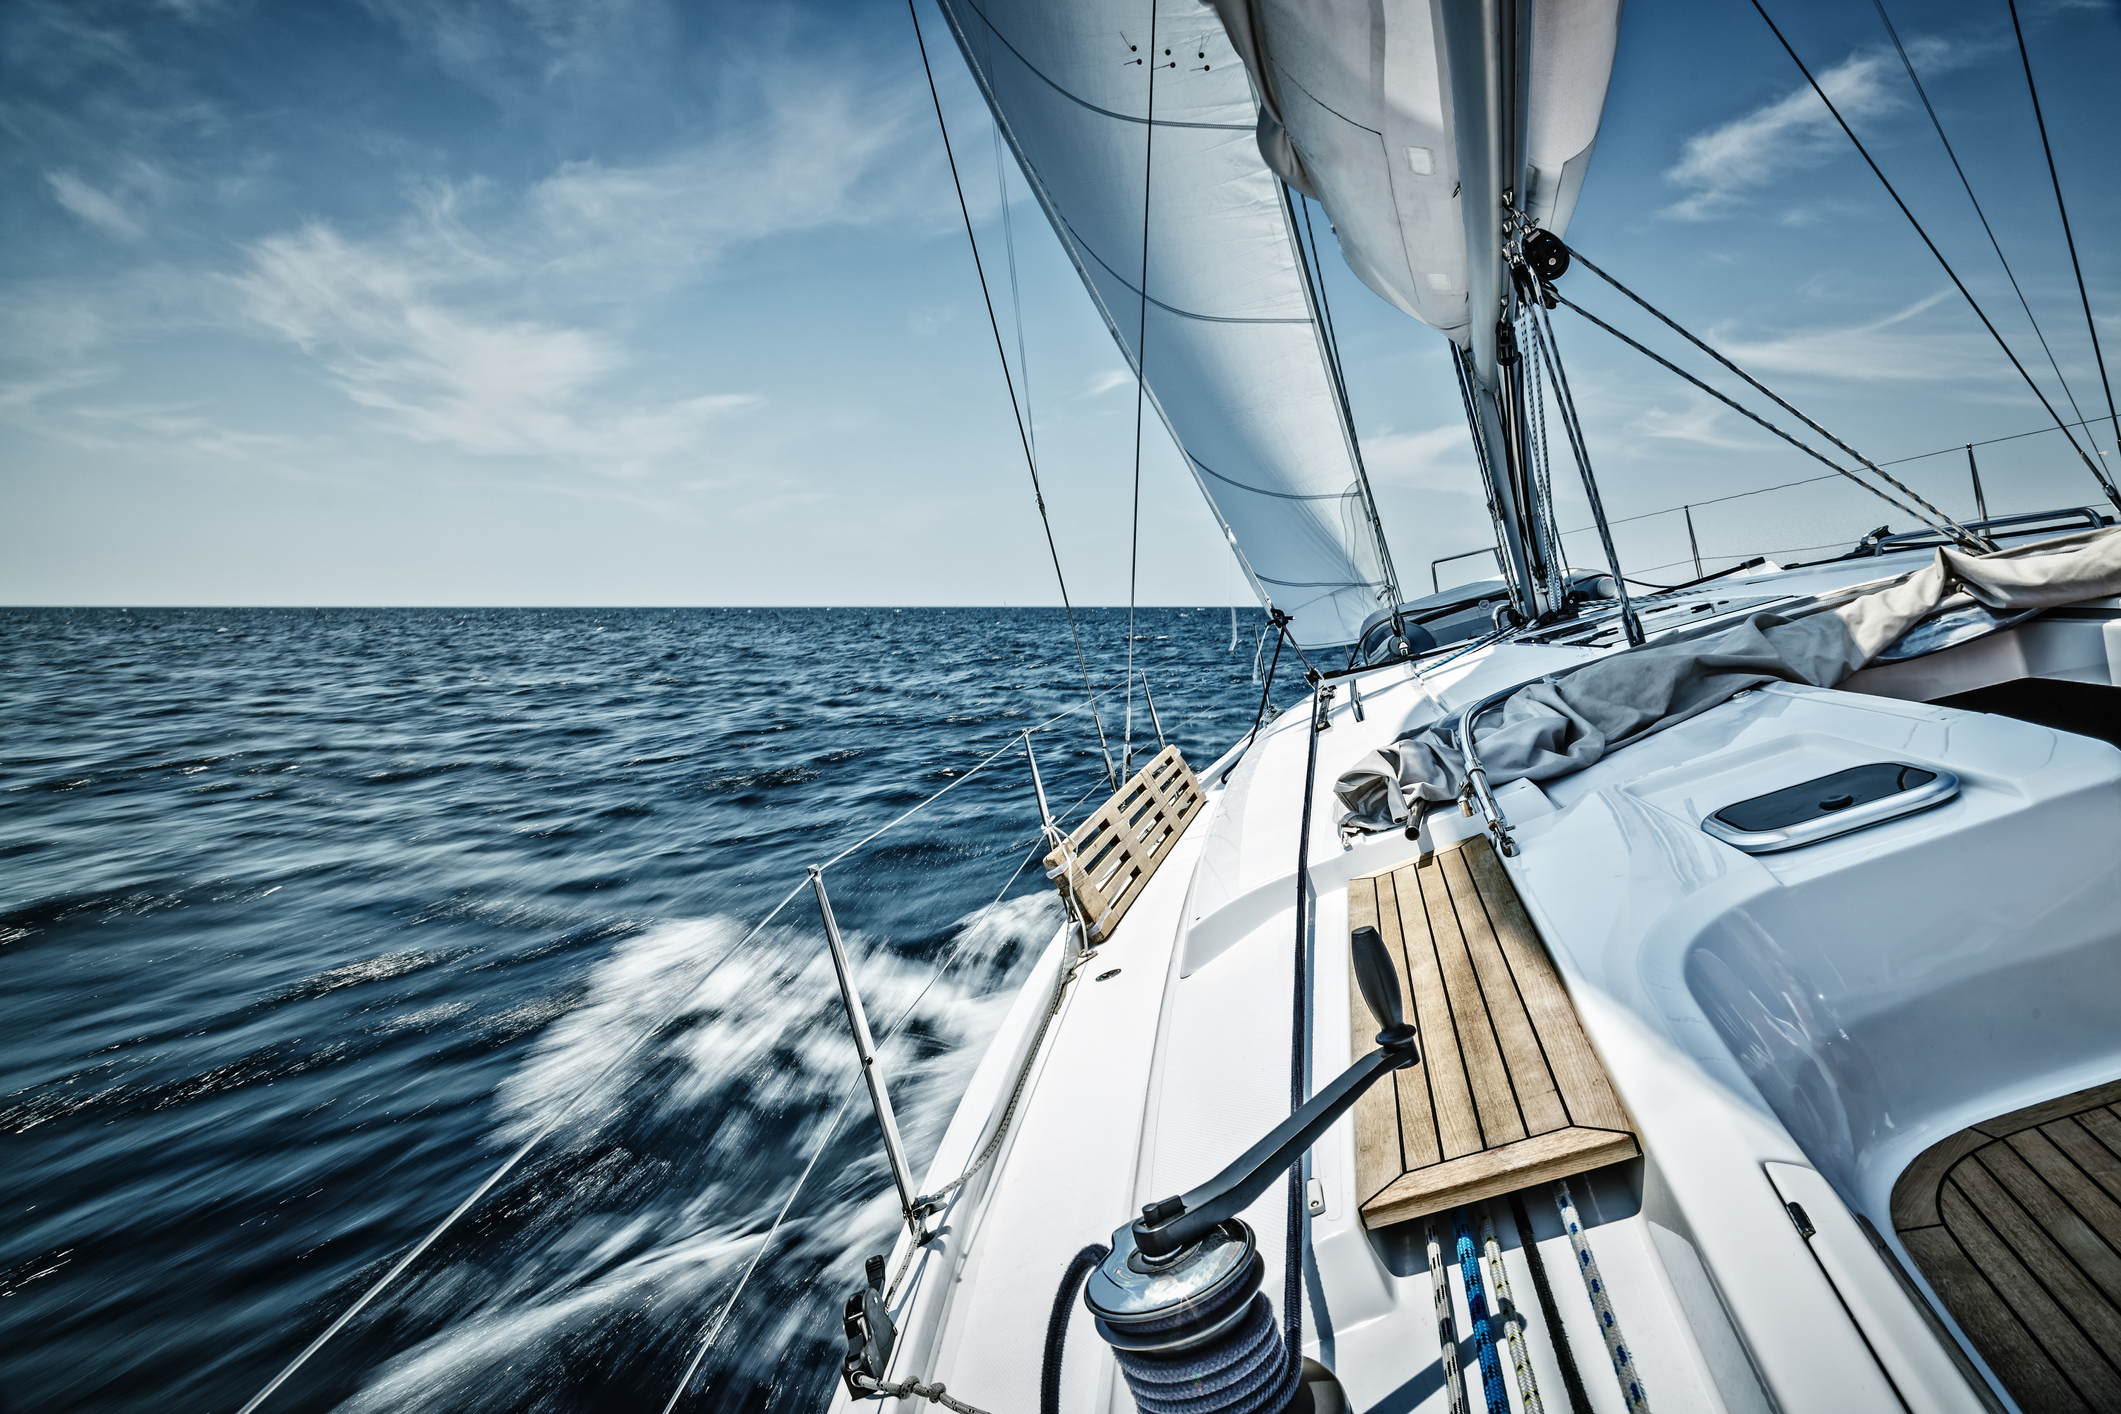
1455,686,1524,858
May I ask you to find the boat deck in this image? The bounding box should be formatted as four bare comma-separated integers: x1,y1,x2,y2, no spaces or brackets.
1345,836,1638,1228
1893,1078,2121,1413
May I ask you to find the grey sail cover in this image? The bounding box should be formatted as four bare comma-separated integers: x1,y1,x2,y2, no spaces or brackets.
934,0,1396,648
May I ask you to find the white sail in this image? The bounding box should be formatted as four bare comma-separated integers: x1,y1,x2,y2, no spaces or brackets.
933,0,1397,649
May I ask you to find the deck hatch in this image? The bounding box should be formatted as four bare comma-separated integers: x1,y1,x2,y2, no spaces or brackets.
1346,836,1638,1228
1701,761,1958,854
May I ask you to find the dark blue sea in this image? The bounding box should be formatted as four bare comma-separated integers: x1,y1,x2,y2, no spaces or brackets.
0,606,1309,1414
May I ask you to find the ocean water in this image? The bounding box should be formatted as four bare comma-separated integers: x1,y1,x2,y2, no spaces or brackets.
0,606,1311,1414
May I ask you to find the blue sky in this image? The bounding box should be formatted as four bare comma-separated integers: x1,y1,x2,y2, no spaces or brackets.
3,0,2116,606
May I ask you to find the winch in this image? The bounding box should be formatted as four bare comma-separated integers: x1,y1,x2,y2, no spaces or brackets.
1082,923,1420,1414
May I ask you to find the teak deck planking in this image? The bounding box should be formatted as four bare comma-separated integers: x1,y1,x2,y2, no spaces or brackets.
1346,836,1638,1228
1893,1077,2121,1413
1044,745,1202,943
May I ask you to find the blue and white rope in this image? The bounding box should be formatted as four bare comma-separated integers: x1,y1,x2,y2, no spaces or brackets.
1455,1216,1511,1414
1482,1207,1545,1414
1556,1180,1650,1411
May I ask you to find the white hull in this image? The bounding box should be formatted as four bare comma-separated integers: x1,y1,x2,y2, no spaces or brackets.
832,547,2121,1413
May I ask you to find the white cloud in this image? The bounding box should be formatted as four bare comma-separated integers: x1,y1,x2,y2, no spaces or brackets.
1362,424,1476,491
233,222,760,474
1630,394,1760,449
1710,289,1971,382
1663,52,1900,221
47,171,145,240
1083,369,1134,398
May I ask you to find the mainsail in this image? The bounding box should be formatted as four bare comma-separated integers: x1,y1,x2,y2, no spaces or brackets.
1212,0,1624,618
933,0,1399,649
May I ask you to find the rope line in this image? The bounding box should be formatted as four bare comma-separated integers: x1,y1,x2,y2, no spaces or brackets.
1510,1190,1592,1414
1456,1216,1511,1414
1295,189,1400,600
1482,1208,1546,1414
815,687,1115,873
1428,1220,1471,1414
1871,0,2091,437
1747,0,2120,507
1556,1180,1650,1411
2008,0,2120,467
1554,243,1982,548
991,124,1040,473
905,0,1119,788
1123,0,1160,784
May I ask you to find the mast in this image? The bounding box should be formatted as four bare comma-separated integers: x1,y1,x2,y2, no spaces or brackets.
1440,0,1549,623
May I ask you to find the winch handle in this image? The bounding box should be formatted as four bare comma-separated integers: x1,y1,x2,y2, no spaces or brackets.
1131,925,1418,1259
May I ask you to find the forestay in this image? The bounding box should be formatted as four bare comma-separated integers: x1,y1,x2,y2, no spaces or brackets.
933,0,1396,649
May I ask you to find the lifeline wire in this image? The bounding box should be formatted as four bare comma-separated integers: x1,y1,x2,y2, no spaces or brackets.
1123,0,1161,783
2008,0,2120,466
815,686,1115,873
235,875,815,1414
665,774,1103,1411
1872,0,2091,436
905,0,1120,788
252,706,1105,1413
1748,0,2120,508
1552,243,1984,548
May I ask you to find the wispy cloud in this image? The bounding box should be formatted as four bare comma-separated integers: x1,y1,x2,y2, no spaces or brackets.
1710,289,1971,381
1630,394,1759,449
1362,425,1476,491
1663,52,1900,221
46,172,146,240
1083,369,1134,398
233,223,761,473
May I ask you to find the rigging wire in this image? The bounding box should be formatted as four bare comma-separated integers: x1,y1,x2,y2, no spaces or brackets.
2007,0,2121,469
1123,1,1161,785
1293,190,1401,601
1554,240,1985,548
1747,0,2121,509
905,0,1119,790
992,124,1040,472
1870,0,2091,437
1550,289,1951,536
1555,412,2121,546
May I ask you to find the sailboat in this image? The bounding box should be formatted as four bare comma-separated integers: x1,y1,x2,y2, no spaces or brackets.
816,3,2121,1413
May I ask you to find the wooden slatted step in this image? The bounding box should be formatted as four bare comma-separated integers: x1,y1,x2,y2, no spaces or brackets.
1892,1077,2121,1413
1044,745,1202,943
1346,836,1638,1228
